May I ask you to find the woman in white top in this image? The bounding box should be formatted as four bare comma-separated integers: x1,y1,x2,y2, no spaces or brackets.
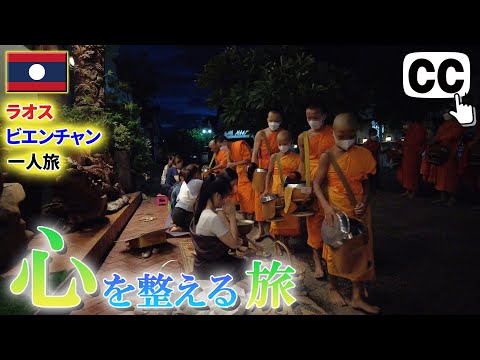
190,174,245,281
170,164,203,231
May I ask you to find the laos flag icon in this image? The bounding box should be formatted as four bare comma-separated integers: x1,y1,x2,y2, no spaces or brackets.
6,51,69,93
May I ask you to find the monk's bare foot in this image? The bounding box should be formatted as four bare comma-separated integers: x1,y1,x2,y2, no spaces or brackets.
351,298,380,314
363,286,369,298
432,198,445,204
408,192,416,199
169,226,183,232
314,266,325,280
400,191,409,197
329,289,347,307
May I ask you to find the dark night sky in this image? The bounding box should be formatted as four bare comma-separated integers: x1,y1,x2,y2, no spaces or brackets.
117,45,227,130
116,44,480,130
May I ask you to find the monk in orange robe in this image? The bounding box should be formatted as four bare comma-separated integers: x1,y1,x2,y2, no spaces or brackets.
396,120,427,198
251,110,283,240
313,112,380,314
427,113,465,206
215,135,255,215
298,103,335,279
459,123,480,209
264,130,301,238
208,139,227,174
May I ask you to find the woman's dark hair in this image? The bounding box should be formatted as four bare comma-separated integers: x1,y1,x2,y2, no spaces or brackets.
180,164,200,183
219,167,238,182
193,174,232,225
368,128,378,136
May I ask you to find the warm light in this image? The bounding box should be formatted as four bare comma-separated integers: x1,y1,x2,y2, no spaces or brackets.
69,56,75,67
386,136,392,142
363,138,368,144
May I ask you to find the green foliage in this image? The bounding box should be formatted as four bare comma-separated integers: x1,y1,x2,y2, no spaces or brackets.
61,101,153,174
197,45,371,139
167,129,209,159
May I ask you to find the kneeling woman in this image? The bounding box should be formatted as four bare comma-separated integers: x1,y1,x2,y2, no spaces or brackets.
190,174,245,281
171,164,203,232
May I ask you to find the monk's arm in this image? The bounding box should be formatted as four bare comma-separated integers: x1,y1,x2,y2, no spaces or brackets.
264,153,276,195
297,133,305,178
230,144,251,168
313,153,332,212
210,163,226,173
251,131,262,164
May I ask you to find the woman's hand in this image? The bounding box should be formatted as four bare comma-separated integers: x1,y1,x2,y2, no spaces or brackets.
323,205,336,226
354,202,367,216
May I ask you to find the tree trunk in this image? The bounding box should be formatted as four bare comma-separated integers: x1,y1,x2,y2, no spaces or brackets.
72,45,105,108
114,151,134,193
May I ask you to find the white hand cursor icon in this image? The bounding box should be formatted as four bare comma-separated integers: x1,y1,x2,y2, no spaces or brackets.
450,93,476,127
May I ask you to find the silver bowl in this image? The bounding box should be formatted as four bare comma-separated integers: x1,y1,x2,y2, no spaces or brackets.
261,194,278,203
321,208,354,249
237,219,254,236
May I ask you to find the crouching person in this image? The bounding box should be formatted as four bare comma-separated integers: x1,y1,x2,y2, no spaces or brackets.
190,174,246,282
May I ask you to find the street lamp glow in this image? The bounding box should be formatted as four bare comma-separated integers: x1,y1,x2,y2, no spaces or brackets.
208,129,212,134
386,136,392,142
293,144,298,149
363,138,368,144
202,129,206,134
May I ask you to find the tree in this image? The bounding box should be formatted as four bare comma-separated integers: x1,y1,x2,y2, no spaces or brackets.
72,45,106,107
197,46,370,139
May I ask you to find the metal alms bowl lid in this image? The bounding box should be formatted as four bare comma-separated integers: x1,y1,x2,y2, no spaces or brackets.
261,194,278,203
254,168,268,173
285,182,307,189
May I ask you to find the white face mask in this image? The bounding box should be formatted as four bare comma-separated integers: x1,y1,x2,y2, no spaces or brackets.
308,120,322,130
278,145,290,153
334,134,355,151
220,145,228,152
268,122,281,131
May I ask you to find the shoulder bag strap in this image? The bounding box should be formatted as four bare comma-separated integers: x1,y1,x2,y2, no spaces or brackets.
326,151,357,207
303,131,311,187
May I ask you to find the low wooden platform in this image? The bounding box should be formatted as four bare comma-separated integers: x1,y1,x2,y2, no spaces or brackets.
3,192,142,276
116,198,172,243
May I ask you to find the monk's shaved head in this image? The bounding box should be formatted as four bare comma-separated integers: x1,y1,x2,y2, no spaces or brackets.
333,112,358,131
277,130,291,143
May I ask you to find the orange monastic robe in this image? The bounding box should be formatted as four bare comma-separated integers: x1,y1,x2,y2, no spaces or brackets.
305,127,335,249
270,152,301,236
427,119,465,193
322,146,377,281
254,130,281,222
230,140,255,213
459,123,480,191
397,123,427,192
